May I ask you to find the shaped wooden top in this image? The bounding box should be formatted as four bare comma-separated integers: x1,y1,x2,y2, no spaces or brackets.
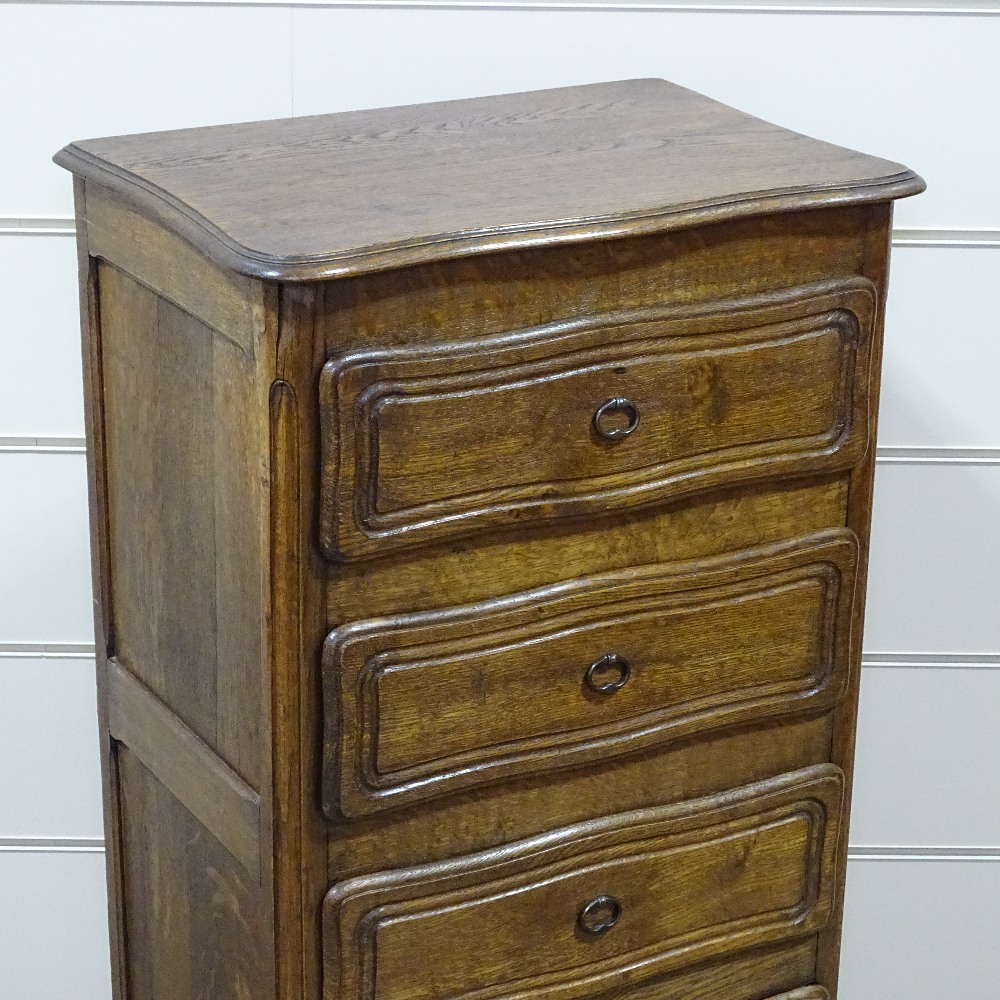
55,78,923,281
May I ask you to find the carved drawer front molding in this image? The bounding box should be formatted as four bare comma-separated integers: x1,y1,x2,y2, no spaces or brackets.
323,766,844,1000
323,530,858,817
318,279,876,560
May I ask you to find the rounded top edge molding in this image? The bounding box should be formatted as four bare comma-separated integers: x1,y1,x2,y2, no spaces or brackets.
53,78,925,282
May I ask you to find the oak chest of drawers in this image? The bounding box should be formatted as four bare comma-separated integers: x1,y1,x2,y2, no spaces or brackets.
56,79,923,1000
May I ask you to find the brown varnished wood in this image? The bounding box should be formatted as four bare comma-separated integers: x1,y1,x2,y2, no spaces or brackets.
614,948,823,1000
326,712,835,880
99,262,267,786
815,202,894,993
323,766,842,1000
321,204,875,350
107,658,261,879
117,747,269,1000
319,278,875,559
54,80,922,281
323,530,858,816
57,81,921,1000
325,477,851,622
73,176,128,1000
270,282,330,1000
85,181,264,350
78,188,279,998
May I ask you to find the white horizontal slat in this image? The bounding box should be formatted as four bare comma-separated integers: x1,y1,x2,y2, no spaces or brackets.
864,462,1000,654
880,245,1000,449
0,3,293,218
0,234,83,437
0,657,102,839
291,7,999,230
840,858,1000,998
17,0,1000,9
851,664,1000,849
0,452,92,643
0,850,111,1000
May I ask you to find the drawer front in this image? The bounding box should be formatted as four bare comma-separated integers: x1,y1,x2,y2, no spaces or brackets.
322,766,843,1000
323,529,857,817
318,278,875,560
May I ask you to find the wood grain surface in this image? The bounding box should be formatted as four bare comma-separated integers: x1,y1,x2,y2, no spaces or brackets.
117,747,269,1000
323,530,858,816
54,79,923,280
323,766,843,1000
319,277,875,559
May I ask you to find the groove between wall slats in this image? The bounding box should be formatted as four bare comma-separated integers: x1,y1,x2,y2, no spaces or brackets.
0,642,96,658
5,438,1000,464
5,221,1000,244
4,0,1000,15
3,838,998,859
0,837,105,853
5,644,998,666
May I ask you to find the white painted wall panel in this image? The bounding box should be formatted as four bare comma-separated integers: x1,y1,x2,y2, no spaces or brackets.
840,858,1000,999
0,453,92,643
0,234,83,437
0,849,110,1000
0,3,294,218
880,245,1000,449
0,657,102,839
291,8,999,229
851,665,1000,848
864,462,1000,654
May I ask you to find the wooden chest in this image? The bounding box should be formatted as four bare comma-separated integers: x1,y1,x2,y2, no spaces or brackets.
55,79,923,1000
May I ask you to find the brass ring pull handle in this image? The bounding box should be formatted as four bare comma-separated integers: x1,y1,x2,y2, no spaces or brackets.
593,397,640,442
578,895,622,936
585,653,631,694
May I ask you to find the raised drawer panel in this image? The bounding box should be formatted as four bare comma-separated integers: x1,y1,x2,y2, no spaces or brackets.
319,279,875,560
607,953,825,1000
323,766,843,1000
323,529,857,817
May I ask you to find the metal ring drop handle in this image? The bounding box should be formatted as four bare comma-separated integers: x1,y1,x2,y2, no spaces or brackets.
593,397,640,442
585,653,631,694
578,895,622,936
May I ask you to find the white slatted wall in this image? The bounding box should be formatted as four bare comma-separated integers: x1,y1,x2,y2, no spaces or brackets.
2,3,997,996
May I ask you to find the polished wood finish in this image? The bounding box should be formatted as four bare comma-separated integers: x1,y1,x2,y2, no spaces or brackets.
323,530,857,816
57,80,922,1000
54,79,921,280
117,747,269,1000
318,278,875,559
107,658,262,879
324,766,842,1000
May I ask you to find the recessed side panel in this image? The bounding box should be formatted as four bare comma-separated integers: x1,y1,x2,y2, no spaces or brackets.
98,260,268,788
117,747,269,1000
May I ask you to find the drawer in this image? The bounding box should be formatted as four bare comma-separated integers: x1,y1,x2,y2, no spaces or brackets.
323,529,857,817
318,277,876,560
322,765,843,1000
